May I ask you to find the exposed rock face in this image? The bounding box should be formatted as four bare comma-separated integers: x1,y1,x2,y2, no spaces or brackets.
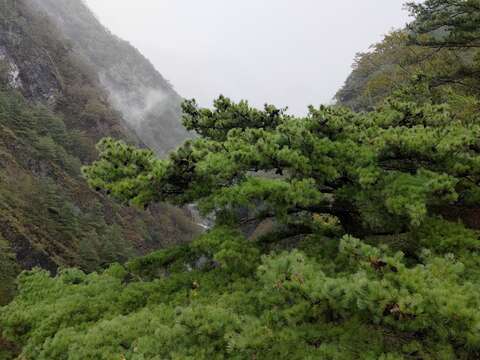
0,48,22,89
0,1,132,143
0,31,61,104
27,0,191,156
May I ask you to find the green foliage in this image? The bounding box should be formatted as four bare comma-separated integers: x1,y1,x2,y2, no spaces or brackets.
78,51,480,360
6,1,480,359
75,25,480,354
17,78,480,357
407,0,480,49
2,223,480,359
0,237,19,306
85,78,480,236
192,227,260,275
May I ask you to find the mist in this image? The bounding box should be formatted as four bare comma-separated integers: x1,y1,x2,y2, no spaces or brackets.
84,1,411,115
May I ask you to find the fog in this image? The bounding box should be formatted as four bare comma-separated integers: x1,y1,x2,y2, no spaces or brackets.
84,0,411,115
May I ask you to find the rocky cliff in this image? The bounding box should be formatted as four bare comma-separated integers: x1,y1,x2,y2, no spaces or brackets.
0,0,198,305
27,0,191,156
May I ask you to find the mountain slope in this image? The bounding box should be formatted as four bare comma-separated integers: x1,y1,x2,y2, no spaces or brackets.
0,0,198,305
27,0,191,156
335,30,480,112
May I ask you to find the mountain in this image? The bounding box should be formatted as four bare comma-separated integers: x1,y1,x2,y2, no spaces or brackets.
335,30,480,112
5,0,480,358
0,0,198,305
27,0,191,156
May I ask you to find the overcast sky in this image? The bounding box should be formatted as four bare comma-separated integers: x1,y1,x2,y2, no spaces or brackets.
84,1,411,115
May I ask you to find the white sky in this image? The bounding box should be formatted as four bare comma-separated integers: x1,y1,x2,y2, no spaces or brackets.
84,1,411,115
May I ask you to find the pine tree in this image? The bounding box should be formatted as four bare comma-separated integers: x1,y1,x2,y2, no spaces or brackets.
5,1,480,359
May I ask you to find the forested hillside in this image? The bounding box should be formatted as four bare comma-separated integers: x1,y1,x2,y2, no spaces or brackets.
336,4,480,113
27,0,191,156
0,0,197,308
3,0,480,359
